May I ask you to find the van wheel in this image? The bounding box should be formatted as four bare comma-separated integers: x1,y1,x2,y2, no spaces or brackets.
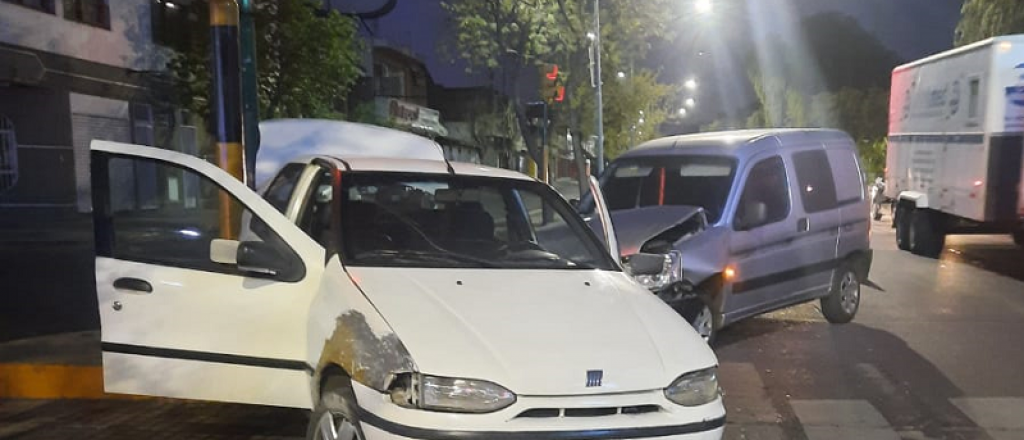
307,376,364,440
895,205,911,251
689,296,719,346
909,209,944,258
821,264,860,324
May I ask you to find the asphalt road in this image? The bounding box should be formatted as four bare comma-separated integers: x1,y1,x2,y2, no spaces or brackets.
3,215,1024,439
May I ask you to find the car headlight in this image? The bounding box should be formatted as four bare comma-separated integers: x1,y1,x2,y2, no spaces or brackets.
389,373,516,413
665,367,720,407
628,250,683,291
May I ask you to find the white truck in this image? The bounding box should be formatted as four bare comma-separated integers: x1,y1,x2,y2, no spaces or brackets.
887,35,1024,257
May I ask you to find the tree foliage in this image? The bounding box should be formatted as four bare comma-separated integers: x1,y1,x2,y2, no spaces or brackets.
727,12,899,176
168,0,363,121
955,0,1024,46
441,0,680,163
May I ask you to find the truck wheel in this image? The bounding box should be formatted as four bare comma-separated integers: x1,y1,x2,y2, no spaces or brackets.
895,205,911,251
909,209,944,258
821,263,860,324
307,375,364,440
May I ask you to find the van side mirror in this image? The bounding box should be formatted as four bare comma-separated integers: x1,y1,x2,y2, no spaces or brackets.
736,201,767,231
627,253,668,276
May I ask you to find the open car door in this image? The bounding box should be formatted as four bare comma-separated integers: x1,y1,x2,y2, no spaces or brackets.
588,176,620,262
90,141,323,408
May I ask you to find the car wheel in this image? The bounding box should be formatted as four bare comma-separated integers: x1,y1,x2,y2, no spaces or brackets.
910,209,944,258
307,375,363,440
689,297,718,346
895,205,911,251
821,264,860,324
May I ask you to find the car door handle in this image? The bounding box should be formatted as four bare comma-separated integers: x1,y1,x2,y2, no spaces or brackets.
113,277,153,294
797,218,810,233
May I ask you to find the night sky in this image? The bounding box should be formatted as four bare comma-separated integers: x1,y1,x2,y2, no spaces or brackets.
367,0,964,89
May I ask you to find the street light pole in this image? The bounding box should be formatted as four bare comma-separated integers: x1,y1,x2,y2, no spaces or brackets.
593,0,605,175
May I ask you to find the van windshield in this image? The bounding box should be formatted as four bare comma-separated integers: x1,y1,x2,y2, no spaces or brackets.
338,173,617,271
599,155,737,223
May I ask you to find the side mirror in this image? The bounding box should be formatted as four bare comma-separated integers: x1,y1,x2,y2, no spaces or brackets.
210,239,291,279
627,253,668,276
737,201,767,231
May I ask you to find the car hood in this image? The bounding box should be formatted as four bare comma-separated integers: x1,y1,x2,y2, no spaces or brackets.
597,206,704,257
347,267,716,396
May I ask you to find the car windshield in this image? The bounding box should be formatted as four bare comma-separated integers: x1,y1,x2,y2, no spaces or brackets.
339,172,616,270
595,155,737,223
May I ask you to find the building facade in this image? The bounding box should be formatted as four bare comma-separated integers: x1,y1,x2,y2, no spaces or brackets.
0,0,197,218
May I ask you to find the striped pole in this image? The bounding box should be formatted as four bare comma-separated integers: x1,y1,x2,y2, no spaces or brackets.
210,0,243,238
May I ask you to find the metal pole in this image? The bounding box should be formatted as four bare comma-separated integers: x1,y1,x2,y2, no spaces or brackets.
239,0,260,190
594,0,605,175
210,0,243,238
542,101,549,184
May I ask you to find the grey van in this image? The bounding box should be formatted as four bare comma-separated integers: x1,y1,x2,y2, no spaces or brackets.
582,129,873,343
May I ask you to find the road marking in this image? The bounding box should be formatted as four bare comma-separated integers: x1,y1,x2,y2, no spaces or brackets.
718,362,781,424
791,400,899,440
952,397,1024,439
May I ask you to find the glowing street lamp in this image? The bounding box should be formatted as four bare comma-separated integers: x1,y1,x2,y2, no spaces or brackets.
684,78,698,91
695,0,713,15
685,98,696,108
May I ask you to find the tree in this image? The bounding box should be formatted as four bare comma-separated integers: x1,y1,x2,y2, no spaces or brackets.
955,0,1024,46
732,12,899,176
441,0,681,164
168,0,363,122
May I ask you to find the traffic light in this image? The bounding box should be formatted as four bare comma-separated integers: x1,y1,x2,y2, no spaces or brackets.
539,64,565,103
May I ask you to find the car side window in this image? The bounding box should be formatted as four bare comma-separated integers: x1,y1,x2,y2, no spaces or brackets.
734,156,790,230
264,163,305,214
792,149,839,213
93,154,303,281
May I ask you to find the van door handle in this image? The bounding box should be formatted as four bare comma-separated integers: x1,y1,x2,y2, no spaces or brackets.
113,277,153,294
797,218,810,233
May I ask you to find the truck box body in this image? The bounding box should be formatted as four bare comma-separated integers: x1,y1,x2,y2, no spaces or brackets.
887,35,1024,224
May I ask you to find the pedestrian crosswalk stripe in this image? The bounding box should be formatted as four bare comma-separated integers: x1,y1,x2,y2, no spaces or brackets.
952,397,1024,439
791,400,900,440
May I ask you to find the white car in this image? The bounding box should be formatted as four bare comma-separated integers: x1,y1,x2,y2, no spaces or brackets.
89,119,725,440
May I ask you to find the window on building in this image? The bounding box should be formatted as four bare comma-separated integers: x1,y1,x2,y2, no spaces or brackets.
151,0,196,47
63,0,110,29
374,63,406,97
131,103,154,146
0,115,18,194
3,0,56,14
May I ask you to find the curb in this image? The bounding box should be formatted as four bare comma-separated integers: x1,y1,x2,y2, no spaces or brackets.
0,364,143,400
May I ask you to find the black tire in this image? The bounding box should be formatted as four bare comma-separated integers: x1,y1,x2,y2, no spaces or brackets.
895,205,911,251
307,375,364,440
909,209,944,258
821,263,860,324
673,291,720,346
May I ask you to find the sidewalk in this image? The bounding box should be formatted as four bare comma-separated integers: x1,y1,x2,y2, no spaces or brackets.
0,331,109,399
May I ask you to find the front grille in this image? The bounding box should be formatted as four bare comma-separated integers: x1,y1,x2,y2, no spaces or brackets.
516,405,661,419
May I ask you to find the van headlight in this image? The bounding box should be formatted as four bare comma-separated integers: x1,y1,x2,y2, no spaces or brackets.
664,367,720,407
628,251,683,291
389,373,516,413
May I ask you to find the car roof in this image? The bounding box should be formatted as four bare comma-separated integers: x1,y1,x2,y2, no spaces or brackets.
618,128,852,160
255,118,534,185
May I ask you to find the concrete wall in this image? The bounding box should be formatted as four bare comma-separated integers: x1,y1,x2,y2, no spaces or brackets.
0,0,168,72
